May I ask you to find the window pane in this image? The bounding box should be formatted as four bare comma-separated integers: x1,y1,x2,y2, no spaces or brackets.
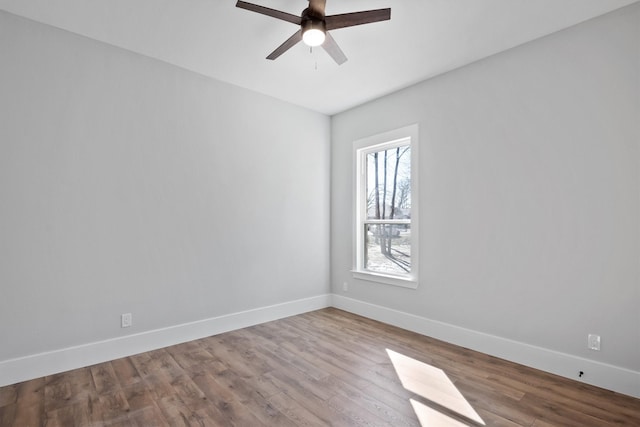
364,224,411,275
366,146,411,220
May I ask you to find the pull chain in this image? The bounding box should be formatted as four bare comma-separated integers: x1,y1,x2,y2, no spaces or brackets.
310,47,318,71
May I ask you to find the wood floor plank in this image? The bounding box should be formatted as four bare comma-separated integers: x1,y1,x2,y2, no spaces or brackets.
154,396,199,427
165,341,216,372
111,357,143,390
486,372,640,424
190,370,264,426
267,391,329,427
128,352,156,379
320,374,419,427
141,373,178,402
167,374,209,412
0,404,17,427
0,386,16,409
8,379,44,427
263,370,359,426
44,401,90,427
455,379,536,426
517,392,611,427
125,405,170,427
209,366,299,427
95,390,130,421
90,362,121,395
325,393,393,426
1,308,639,426
233,328,331,381
119,381,156,414
475,407,524,427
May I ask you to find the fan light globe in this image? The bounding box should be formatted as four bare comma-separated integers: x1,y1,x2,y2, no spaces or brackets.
303,28,325,47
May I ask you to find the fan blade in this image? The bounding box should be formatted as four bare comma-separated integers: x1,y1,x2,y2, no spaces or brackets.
236,1,302,25
267,30,303,60
325,8,391,31
322,32,347,65
308,0,327,16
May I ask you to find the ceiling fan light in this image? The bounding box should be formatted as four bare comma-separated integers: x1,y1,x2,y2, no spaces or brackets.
303,28,325,47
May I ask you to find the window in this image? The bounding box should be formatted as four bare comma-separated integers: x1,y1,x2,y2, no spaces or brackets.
353,124,418,288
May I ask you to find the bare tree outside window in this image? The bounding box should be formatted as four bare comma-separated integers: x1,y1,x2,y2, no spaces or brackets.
364,145,411,275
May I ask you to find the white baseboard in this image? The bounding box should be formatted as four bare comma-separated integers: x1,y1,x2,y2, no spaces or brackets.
331,294,640,399
0,294,331,387
3,293,638,399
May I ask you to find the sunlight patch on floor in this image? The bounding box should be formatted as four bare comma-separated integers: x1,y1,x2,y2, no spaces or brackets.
411,399,474,427
387,349,485,426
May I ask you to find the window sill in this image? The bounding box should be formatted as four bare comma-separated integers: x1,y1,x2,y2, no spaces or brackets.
351,270,418,289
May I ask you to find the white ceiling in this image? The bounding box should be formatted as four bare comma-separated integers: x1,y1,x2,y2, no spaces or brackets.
1,0,637,115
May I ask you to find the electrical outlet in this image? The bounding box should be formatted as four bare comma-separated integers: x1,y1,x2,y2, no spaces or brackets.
343,282,348,292
121,313,132,328
588,334,600,351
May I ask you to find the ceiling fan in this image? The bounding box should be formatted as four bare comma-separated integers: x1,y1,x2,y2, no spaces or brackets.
236,0,391,65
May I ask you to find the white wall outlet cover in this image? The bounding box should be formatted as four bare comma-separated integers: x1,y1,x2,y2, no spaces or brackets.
588,334,601,351
121,313,132,328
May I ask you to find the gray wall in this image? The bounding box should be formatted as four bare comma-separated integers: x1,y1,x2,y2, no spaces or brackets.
0,11,330,361
1,2,638,385
331,4,639,372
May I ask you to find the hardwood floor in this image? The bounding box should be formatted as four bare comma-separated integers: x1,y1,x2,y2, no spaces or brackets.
0,308,638,426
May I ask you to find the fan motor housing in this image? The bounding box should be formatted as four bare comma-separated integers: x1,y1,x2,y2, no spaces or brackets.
302,17,326,34
302,6,325,21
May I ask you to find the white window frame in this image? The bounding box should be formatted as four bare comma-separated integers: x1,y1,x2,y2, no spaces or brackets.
352,124,419,289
